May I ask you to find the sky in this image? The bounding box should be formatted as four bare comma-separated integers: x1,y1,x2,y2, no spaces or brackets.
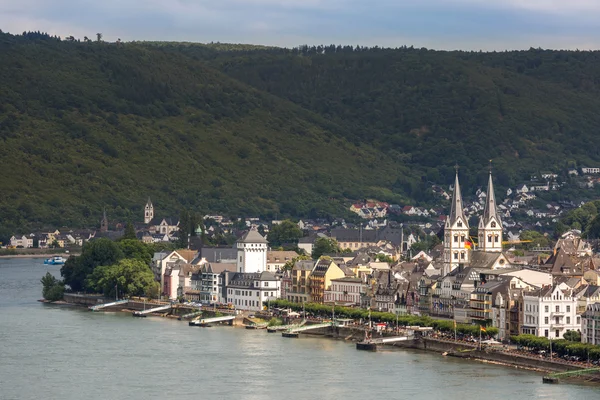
1,0,600,50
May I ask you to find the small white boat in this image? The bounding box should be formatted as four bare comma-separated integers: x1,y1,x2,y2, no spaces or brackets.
44,256,66,265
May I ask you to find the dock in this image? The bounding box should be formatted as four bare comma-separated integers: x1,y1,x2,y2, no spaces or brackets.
542,367,600,384
281,322,333,338
356,335,414,351
89,300,129,311
132,304,172,317
189,315,236,326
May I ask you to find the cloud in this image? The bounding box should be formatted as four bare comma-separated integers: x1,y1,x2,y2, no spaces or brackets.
0,0,599,49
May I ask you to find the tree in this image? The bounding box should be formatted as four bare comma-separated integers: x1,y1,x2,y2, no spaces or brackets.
267,220,303,248
86,259,156,298
40,272,65,301
122,222,136,240
563,330,582,342
96,33,102,42
311,237,340,259
60,238,124,292
117,239,153,264
519,230,550,250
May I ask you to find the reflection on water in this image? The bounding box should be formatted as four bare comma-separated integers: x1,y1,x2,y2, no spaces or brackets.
0,259,598,400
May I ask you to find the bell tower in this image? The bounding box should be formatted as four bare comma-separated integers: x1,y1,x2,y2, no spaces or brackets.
478,162,502,252
443,166,470,276
144,197,154,224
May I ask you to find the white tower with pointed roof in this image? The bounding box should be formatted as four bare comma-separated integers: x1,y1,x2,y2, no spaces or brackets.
443,167,470,276
478,165,502,252
236,228,268,273
144,197,154,224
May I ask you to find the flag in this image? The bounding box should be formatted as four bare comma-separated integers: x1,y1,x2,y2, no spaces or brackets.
480,325,487,333
465,240,473,249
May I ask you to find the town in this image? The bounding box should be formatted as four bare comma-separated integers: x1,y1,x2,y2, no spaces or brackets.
24,165,600,363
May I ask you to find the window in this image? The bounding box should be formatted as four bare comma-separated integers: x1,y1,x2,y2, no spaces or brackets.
453,252,458,260
544,329,548,337
566,305,570,313
545,305,549,312
577,316,580,324
555,330,559,337
545,317,548,324
556,305,560,312
488,235,492,243
460,235,465,242
457,221,462,227
491,221,496,228
265,282,269,287
454,235,458,243
460,252,465,260
239,256,242,262
494,235,499,243
566,317,571,324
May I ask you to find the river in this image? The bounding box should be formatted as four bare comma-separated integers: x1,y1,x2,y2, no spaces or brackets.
0,258,598,400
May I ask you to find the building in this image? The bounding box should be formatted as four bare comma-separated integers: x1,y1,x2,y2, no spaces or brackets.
582,303,600,345
309,258,346,303
236,229,268,273
225,272,281,311
522,284,581,339
198,263,235,304
163,261,199,300
478,170,503,252
144,198,154,224
287,260,314,303
9,235,34,248
266,250,298,272
443,169,470,276
324,277,365,306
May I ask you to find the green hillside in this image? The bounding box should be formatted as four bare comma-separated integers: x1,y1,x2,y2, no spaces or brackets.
0,33,405,232
3,33,600,232
179,45,600,188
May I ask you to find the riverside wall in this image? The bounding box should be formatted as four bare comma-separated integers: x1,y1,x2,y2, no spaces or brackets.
392,338,595,374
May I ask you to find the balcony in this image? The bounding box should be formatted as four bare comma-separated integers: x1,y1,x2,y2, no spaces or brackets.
551,322,565,328
551,311,564,317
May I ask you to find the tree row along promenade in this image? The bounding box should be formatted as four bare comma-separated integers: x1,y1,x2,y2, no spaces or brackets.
267,300,600,364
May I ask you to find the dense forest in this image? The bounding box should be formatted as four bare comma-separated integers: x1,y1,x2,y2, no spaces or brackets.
2,31,600,231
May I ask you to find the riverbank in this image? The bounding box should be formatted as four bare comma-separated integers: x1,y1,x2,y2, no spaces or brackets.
51,295,599,383
0,251,79,258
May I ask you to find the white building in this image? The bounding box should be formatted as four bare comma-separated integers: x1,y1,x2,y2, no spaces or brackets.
225,272,280,311
478,170,502,252
9,235,34,248
236,229,268,273
443,169,470,276
144,197,154,224
324,277,365,306
582,303,600,345
522,284,581,339
582,167,600,174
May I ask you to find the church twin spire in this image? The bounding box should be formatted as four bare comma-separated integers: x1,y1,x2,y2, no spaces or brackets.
449,165,468,227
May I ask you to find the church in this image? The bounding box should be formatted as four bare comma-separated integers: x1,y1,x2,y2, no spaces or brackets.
442,167,508,277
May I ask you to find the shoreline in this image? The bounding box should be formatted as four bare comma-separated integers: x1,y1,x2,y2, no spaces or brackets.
0,253,79,259
41,299,600,384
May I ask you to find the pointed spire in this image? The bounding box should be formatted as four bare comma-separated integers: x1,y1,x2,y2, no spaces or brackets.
450,165,466,225
146,197,153,207
483,161,499,223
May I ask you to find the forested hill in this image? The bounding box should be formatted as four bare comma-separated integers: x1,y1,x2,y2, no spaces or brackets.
2,32,600,231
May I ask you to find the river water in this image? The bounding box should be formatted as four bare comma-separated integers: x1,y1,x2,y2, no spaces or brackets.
1,258,598,400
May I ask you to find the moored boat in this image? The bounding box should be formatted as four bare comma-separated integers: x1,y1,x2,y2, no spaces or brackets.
44,256,66,265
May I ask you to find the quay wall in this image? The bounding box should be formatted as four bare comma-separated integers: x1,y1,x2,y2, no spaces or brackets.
393,338,594,374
